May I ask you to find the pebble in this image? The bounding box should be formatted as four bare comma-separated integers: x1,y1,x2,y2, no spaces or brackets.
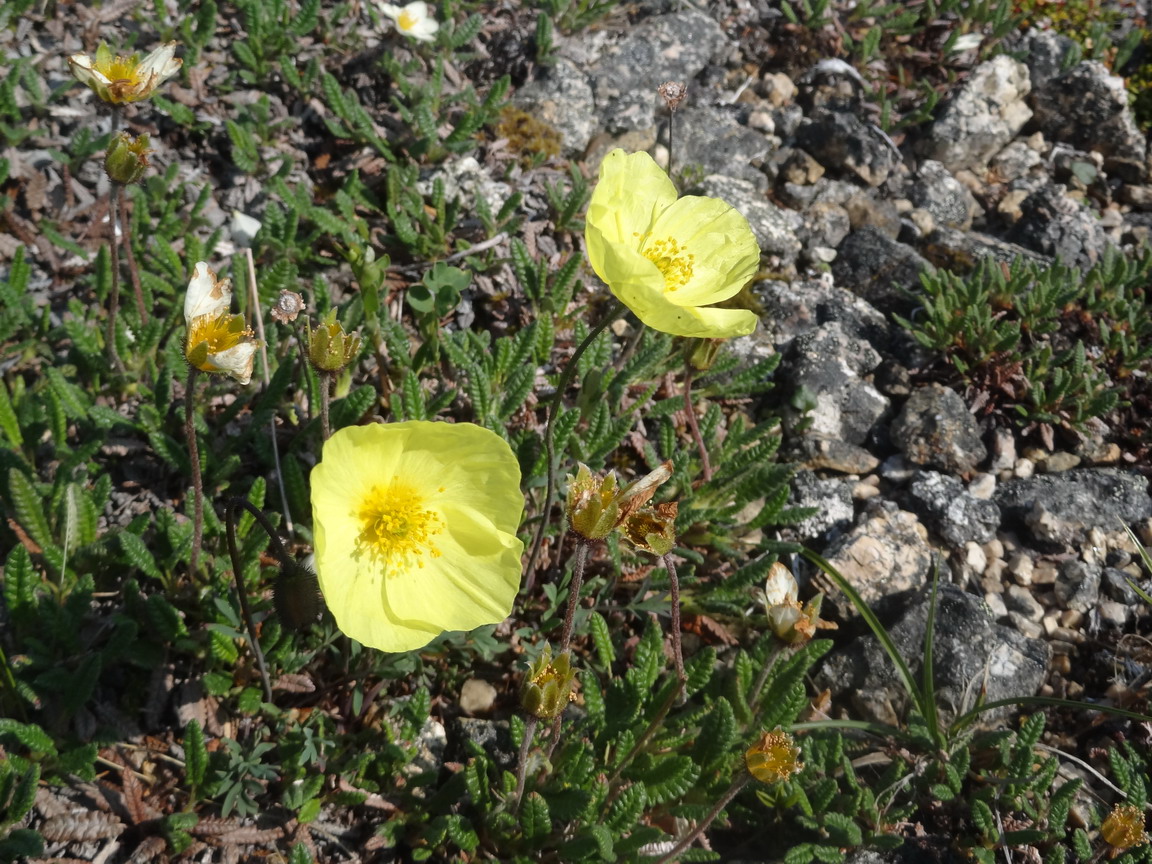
1098,600,1130,627
1008,553,1034,586
961,541,987,583
982,537,1005,562
1032,559,1059,585
1042,614,1059,635
1051,627,1084,644
459,679,498,714
1048,639,1077,655
1014,458,1035,479
989,428,1016,472
968,472,996,500
1009,612,1043,638
1051,654,1071,675
1005,584,1044,621
1058,609,1083,629
984,558,1007,584
984,592,1008,618
853,477,882,500
1044,452,1081,472
1081,527,1107,567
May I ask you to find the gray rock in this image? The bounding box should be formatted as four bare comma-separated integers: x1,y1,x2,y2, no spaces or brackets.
753,276,892,355
906,471,1001,547
795,111,900,187
991,141,1043,183
1031,61,1148,178
816,585,1051,726
781,322,890,447
890,384,988,475
920,226,1052,272
995,468,1152,549
1004,584,1045,622
921,56,1032,172
791,436,881,475
587,10,729,133
1016,28,1078,89
1054,559,1101,614
449,717,516,770
697,174,802,270
791,470,855,540
675,105,775,190
513,59,596,156
822,501,932,608
1101,567,1141,604
909,160,978,230
832,227,935,317
804,201,852,251
1009,184,1114,270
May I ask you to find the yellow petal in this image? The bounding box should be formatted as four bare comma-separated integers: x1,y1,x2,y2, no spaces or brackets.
649,195,760,306
310,422,525,653
586,150,678,248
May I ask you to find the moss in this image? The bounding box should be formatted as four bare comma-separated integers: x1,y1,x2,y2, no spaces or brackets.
493,106,562,167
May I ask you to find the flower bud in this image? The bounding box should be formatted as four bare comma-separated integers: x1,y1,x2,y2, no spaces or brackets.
274,559,322,631
566,463,620,540
104,133,151,185
520,645,577,720
745,729,803,784
308,311,361,373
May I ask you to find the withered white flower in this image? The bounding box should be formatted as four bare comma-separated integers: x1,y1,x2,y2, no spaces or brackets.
378,1,440,41
183,263,259,385
68,42,181,104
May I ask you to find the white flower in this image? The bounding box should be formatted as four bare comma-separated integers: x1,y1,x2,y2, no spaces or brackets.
949,33,983,54
183,262,259,385
378,1,440,42
230,210,263,248
763,562,799,608
68,42,181,104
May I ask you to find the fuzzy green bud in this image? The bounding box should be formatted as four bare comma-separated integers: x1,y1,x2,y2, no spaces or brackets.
104,132,151,185
308,310,361,373
520,645,577,720
565,463,621,540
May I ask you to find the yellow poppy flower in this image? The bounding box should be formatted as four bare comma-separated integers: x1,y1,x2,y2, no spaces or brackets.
68,42,181,105
183,263,259,385
584,149,761,338
310,422,525,652
1101,804,1149,850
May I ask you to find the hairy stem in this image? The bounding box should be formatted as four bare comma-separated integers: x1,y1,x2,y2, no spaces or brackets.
512,715,539,811
525,299,623,588
653,773,751,864
224,498,275,704
682,365,712,482
319,370,332,442
558,539,589,653
663,553,685,684
185,367,203,577
120,194,147,324
105,182,125,374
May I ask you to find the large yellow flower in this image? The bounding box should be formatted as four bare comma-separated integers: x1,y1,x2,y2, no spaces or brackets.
68,42,181,105
310,422,525,652
584,149,761,338
184,262,259,385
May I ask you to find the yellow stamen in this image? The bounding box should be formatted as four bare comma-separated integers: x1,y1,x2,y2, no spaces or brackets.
636,232,694,292
186,313,252,359
355,481,443,572
398,9,418,30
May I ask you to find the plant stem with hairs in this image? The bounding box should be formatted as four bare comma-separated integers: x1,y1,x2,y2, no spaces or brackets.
224,498,276,704
319,371,333,441
525,300,624,588
185,367,203,576
105,181,126,373
654,773,750,864
682,365,712,482
663,552,685,683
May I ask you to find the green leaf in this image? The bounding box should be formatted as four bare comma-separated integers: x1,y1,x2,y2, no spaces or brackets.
589,612,615,670
603,782,645,834
521,791,551,843
185,719,208,791
0,828,44,859
0,719,56,756
631,755,699,805
693,698,736,770
119,531,164,581
6,762,39,822
0,379,23,447
7,468,54,553
2,545,38,617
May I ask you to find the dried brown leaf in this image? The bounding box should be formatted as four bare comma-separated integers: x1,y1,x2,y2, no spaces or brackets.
40,810,125,843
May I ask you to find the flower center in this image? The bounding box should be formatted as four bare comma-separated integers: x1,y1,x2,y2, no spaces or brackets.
355,481,443,572
98,55,141,85
398,9,418,30
636,233,694,292
187,313,250,357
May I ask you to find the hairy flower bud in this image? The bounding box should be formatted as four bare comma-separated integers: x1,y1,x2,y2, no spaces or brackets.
520,645,577,720
104,133,151,185
308,311,361,373
565,463,620,540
